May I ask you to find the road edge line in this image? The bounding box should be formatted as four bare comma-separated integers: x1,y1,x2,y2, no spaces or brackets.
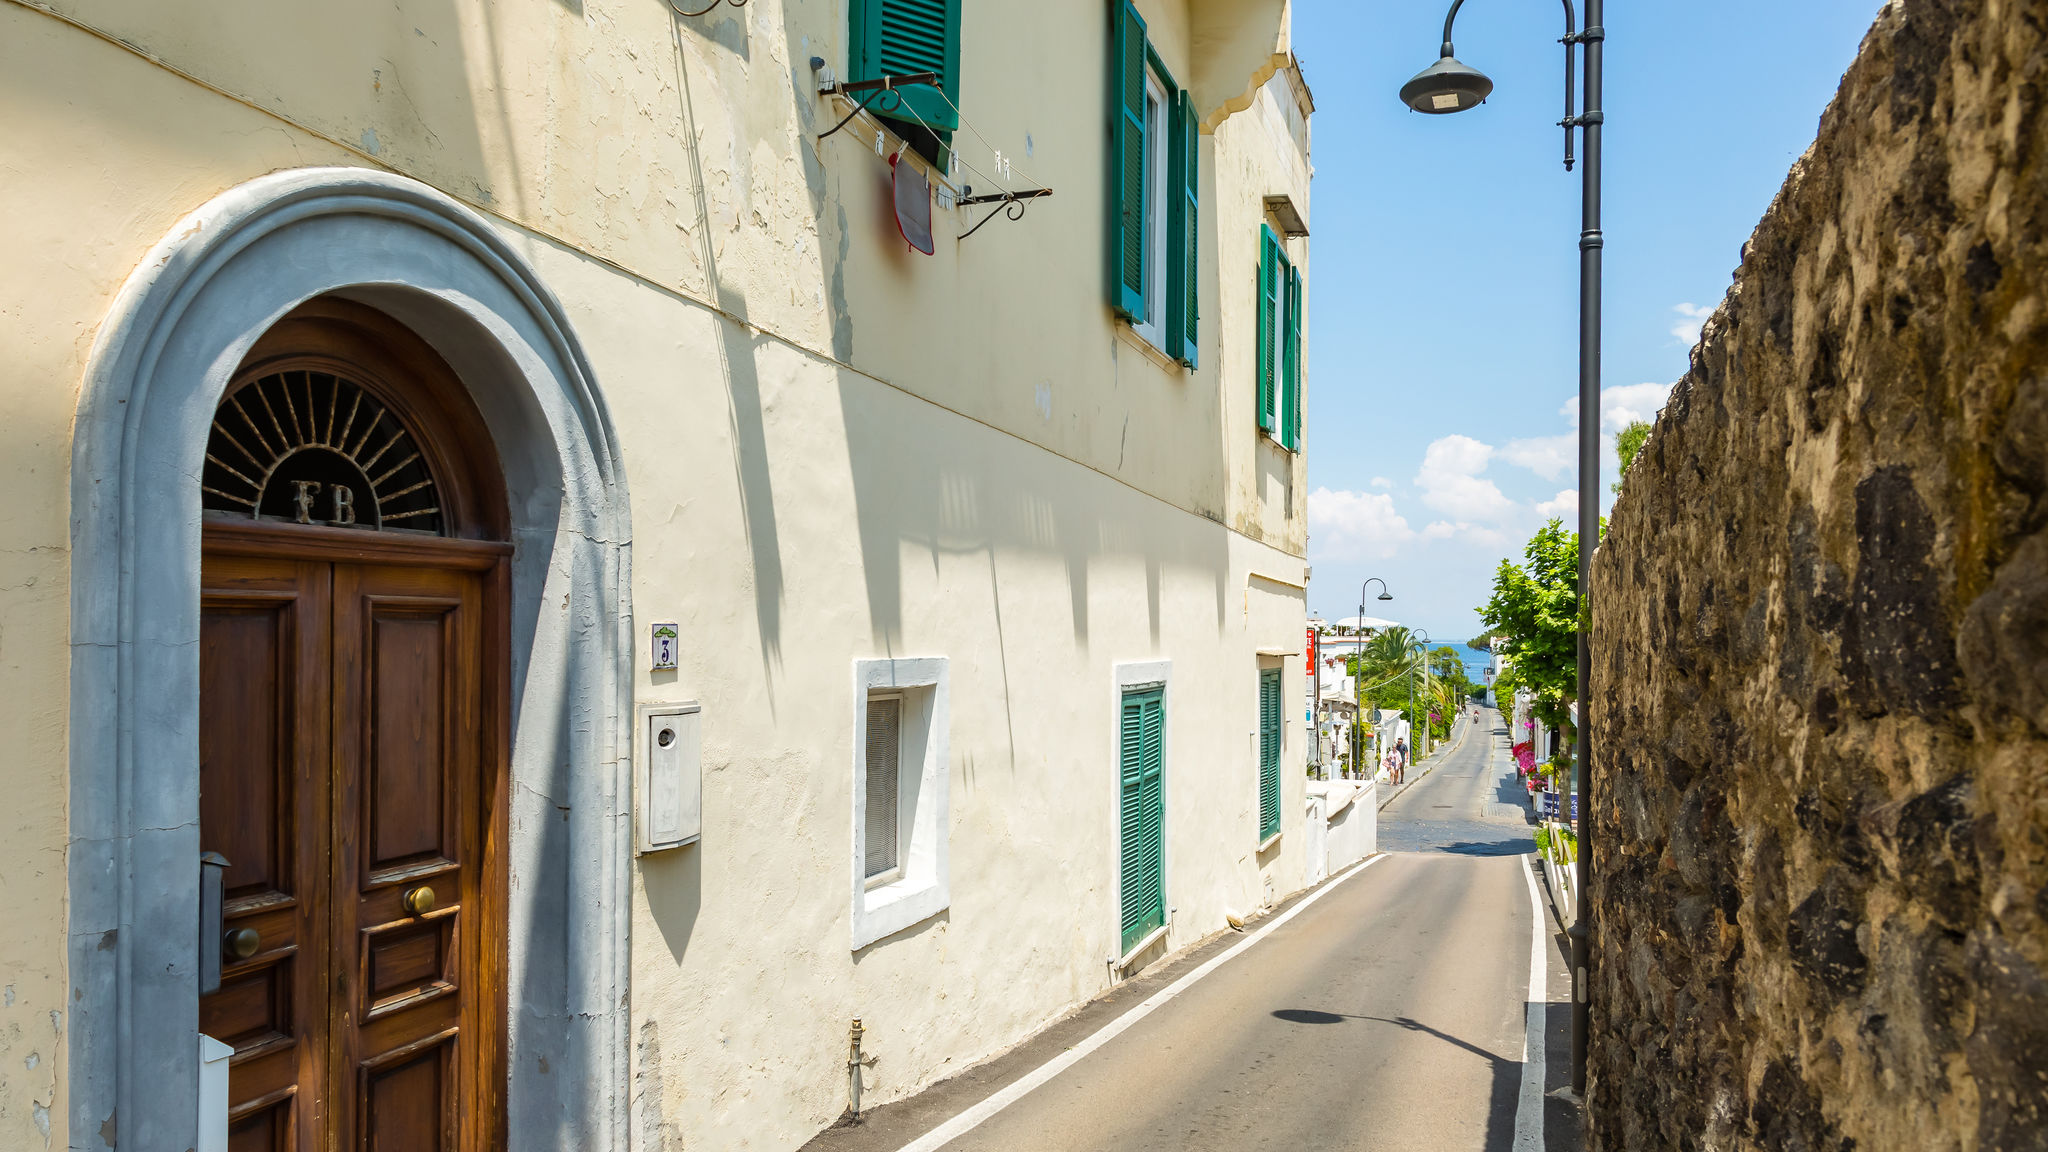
892,853,1393,1152
1514,853,1550,1152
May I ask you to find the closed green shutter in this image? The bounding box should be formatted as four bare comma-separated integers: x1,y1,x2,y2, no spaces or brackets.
850,0,961,133
1259,668,1282,841
1282,263,1303,451
1167,90,1199,367
1109,1,1147,319
1256,226,1280,432
1119,687,1166,955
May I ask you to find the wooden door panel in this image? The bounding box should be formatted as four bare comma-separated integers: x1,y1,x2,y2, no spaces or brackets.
227,1098,291,1152
366,610,455,873
333,564,485,1152
199,605,290,899
360,1031,458,1152
200,554,331,1152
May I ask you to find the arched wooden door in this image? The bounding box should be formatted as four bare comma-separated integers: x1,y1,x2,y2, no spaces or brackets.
197,299,510,1150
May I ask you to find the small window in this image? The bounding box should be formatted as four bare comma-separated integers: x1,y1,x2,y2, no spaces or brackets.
1257,226,1304,451
1118,686,1166,956
851,658,951,950
864,695,903,884
1130,69,1171,349
1258,667,1283,842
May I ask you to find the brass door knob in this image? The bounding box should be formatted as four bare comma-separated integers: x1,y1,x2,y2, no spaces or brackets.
401,885,436,917
223,927,260,962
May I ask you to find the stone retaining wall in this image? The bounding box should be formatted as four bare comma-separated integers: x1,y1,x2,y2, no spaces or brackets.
1586,1,2048,1148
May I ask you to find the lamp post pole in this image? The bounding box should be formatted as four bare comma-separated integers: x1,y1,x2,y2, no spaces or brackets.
1399,0,1603,1097
1358,579,1394,780
1570,0,1604,1103
1414,629,1433,761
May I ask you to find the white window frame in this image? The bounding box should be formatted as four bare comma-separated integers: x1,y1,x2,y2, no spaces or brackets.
1130,66,1172,351
851,657,950,951
1109,660,1173,969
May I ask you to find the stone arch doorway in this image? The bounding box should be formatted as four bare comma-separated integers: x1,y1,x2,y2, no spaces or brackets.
70,169,633,1150
199,299,511,1148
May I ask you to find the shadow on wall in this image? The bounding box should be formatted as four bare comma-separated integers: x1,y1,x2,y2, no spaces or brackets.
665,0,1255,697
642,840,702,965
835,363,1235,654
668,11,791,691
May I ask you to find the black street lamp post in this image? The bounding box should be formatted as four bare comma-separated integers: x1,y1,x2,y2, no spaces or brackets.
1412,628,1432,762
1356,579,1394,778
1398,0,1603,1096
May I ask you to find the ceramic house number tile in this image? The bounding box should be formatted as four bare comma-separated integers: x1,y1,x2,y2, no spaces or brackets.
651,623,679,671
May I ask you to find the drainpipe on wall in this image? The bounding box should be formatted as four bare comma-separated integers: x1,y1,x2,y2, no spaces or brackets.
848,1018,865,1118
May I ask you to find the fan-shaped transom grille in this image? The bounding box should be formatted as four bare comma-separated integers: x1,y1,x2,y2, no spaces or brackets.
202,370,444,535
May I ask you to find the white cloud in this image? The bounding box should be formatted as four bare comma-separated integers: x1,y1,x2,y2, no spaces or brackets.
1499,434,1575,481
1308,487,1414,560
1560,382,1675,434
1414,435,1515,522
1672,301,1714,347
1370,476,1393,489
1421,520,1509,548
1602,382,1674,430
1535,489,1578,520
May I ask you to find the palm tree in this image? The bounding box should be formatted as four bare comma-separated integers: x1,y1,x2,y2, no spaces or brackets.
1359,627,1417,679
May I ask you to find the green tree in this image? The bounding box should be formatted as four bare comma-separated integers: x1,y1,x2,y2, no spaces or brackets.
1611,419,1652,493
1478,519,1583,750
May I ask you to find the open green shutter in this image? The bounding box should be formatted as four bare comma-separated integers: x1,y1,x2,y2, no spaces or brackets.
851,0,961,133
1259,668,1282,840
1282,262,1303,451
1256,227,1279,432
1109,2,1147,319
1167,90,1199,367
1119,688,1166,955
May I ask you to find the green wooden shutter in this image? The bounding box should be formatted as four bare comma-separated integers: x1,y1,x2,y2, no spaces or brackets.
1258,669,1279,839
850,0,961,133
1256,226,1279,432
1109,1,1147,319
1119,688,1166,955
1167,90,1199,367
1282,262,1303,451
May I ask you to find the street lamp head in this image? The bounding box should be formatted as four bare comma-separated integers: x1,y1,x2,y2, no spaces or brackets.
1399,53,1494,114
1377,591,1394,601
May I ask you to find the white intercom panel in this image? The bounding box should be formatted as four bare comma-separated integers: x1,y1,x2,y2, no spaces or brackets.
636,702,702,853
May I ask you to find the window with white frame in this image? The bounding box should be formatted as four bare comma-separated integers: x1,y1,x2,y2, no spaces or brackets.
1130,67,1171,349
864,694,904,886
851,658,950,950
1108,1,1199,367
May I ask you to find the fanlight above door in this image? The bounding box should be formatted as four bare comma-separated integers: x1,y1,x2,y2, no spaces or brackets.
202,370,445,535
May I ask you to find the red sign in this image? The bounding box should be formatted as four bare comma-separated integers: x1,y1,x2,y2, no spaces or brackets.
1305,627,1317,673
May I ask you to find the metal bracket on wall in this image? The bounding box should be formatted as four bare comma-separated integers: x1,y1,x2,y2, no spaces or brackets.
815,69,943,143
956,188,1054,240
668,0,744,16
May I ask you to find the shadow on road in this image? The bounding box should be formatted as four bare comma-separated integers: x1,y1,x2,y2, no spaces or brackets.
1267,1011,1523,1151
1427,838,1536,857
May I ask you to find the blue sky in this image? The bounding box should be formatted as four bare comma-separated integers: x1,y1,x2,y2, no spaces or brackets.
1297,0,1883,642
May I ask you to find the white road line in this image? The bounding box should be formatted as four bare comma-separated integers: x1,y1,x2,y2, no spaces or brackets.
893,853,1393,1152
1514,855,1550,1152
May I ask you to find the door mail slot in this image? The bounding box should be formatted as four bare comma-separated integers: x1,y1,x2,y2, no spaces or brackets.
637,703,702,853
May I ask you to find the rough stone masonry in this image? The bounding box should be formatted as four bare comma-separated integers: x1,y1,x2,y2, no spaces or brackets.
1587,0,2047,1149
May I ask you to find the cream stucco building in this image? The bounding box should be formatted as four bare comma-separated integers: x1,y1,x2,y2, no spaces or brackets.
0,0,1314,1147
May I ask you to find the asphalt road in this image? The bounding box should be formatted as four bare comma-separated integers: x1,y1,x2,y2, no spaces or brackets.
806,709,1575,1152
1378,714,1540,858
